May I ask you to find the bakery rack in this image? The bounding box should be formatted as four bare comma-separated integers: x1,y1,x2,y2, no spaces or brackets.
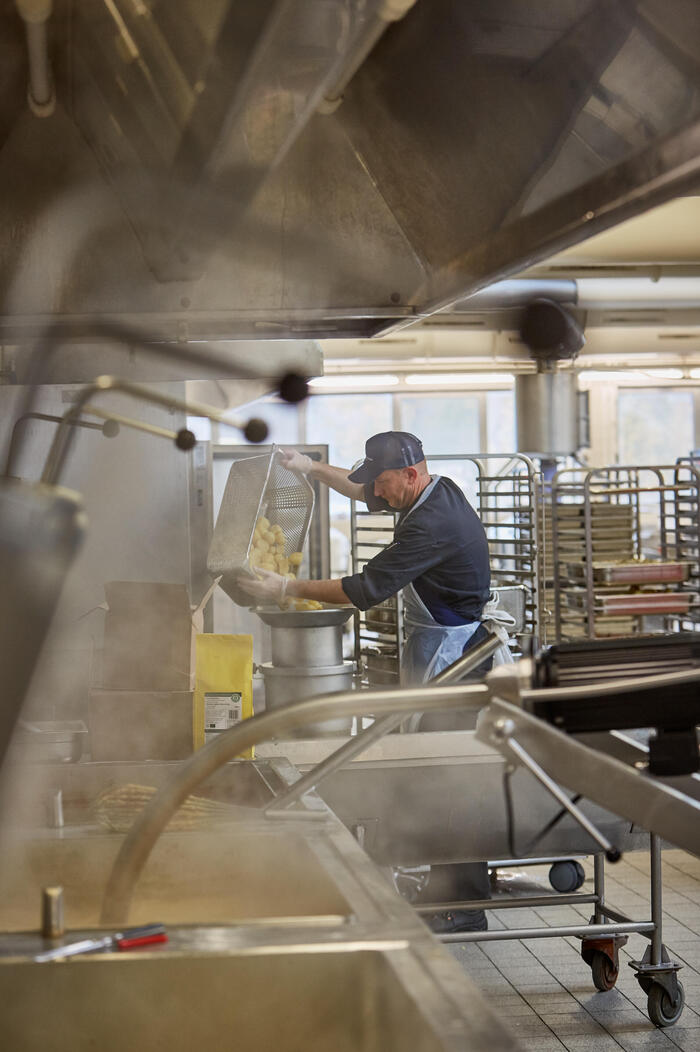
550,464,700,641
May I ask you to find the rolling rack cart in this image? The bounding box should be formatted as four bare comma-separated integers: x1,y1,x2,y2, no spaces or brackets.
550,463,700,641
266,631,698,1028
350,452,546,683
472,633,700,1028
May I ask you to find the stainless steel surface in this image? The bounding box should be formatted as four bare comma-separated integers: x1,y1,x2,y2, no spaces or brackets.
257,607,354,668
257,607,354,630
2,3,699,340
503,736,617,858
0,940,518,1052
261,662,355,737
0,478,84,770
99,683,489,925
257,730,646,867
265,630,503,813
270,622,343,669
477,697,700,857
438,921,655,944
0,756,521,1052
515,371,578,456
491,586,527,635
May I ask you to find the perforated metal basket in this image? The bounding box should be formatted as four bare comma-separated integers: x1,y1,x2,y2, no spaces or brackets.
208,448,314,605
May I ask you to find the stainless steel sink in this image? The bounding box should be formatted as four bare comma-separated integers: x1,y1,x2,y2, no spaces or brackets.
0,756,354,930
0,825,352,931
0,942,506,1052
0,753,523,1052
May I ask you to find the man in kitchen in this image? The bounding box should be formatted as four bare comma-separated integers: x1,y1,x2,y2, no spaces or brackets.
238,431,498,682
238,430,507,934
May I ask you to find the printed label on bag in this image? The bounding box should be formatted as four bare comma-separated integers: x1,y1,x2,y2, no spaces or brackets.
205,692,243,743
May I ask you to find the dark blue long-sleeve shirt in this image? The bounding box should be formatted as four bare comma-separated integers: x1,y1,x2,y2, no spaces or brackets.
341,477,490,624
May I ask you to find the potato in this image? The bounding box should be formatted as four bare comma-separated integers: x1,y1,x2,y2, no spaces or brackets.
255,538,270,554
289,552,303,567
262,529,275,544
257,516,270,531
276,556,290,575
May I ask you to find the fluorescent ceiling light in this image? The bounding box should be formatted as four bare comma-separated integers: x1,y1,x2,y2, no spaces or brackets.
642,368,684,379
578,369,685,383
578,371,648,383
404,372,513,385
309,374,399,388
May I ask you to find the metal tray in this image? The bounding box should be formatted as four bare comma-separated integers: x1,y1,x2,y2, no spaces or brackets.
565,589,698,616
565,561,691,585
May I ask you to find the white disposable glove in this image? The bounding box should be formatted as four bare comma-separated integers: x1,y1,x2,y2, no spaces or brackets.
237,568,288,605
280,448,313,475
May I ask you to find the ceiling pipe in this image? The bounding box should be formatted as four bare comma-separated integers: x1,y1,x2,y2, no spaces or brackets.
15,0,55,117
319,0,419,113
450,279,578,310
447,277,700,313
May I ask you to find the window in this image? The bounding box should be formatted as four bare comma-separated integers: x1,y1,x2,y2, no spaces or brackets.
618,389,694,466
396,394,480,454
218,399,301,445
305,393,393,467
486,390,516,453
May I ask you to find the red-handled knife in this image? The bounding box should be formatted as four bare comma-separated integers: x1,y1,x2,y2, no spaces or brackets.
35,924,168,961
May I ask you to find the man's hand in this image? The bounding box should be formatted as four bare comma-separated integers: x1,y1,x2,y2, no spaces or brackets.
280,448,313,475
237,568,288,605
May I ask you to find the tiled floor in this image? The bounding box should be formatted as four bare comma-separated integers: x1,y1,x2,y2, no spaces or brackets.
448,850,700,1051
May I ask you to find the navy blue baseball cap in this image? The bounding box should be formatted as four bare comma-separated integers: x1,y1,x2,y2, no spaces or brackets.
347,431,425,484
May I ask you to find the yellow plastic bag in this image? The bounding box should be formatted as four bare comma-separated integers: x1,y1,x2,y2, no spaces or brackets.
193,634,254,757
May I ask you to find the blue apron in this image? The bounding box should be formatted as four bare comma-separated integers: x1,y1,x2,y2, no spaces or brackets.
399,477,482,686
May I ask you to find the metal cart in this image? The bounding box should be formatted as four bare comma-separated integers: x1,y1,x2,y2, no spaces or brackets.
550,463,700,641
264,633,700,1029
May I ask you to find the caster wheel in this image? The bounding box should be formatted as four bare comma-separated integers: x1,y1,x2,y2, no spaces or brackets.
647,980,685,1028
549,860,586,893
590,950,619,991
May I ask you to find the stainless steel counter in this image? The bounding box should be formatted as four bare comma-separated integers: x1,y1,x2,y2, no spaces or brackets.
0,756,522,1051
257,731,647,866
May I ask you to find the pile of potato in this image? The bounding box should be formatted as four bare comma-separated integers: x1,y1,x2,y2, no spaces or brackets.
249,515,323,611
249,515,302,577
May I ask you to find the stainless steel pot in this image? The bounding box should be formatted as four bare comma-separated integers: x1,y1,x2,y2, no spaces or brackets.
260,662,354,737
256,607,354,668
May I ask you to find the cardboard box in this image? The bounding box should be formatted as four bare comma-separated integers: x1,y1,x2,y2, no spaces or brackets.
101,582,193,691
89,690,196,761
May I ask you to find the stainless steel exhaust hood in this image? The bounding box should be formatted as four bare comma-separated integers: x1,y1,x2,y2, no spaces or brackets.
0,0,699,351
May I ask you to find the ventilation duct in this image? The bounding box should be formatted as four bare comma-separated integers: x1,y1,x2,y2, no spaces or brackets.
516,299,585,457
